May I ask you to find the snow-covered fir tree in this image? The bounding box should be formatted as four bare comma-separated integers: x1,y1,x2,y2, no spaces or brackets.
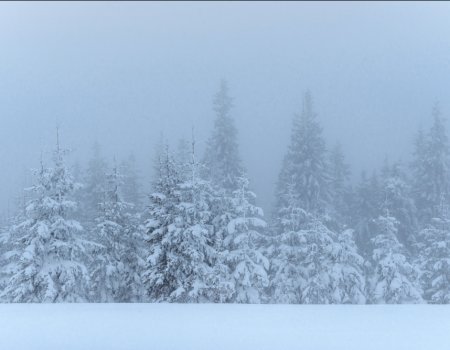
221,176,269,303
412,104,450,220
330,229,366,304
368,213,423,304
417,200,450,303
271,177,332,304
380,161,418,248
426,104,450,214
269,181,308,303
1,135,91,302
144,144,221,302
90,160,145,302
271,99,366,303
271,191,365,304
275,91,329,227
296,219,340,304
203,80,244,191
0,193,29,299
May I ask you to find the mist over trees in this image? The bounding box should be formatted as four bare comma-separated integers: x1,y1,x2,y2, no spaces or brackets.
1,80,449,304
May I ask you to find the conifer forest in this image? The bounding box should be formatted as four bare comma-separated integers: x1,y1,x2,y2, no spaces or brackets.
1,80,449,305
2,3,450,311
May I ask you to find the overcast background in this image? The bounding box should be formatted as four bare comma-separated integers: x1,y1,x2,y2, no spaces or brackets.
1,2,450,217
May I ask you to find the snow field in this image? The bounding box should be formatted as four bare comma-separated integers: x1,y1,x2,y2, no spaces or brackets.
0,304,449,350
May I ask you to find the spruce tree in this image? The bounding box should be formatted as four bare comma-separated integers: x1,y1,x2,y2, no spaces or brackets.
0,193,29,300
330,229,366,304
271,210,365,304
412,104,450,220
90,160,145,302
144,144,220,302
269,182,309,303
297,219,339,304
417,201,450,303
203,80,243,191
271,136,364,304
368,213,423,304
380,161,418,248
2,135,91,302
275,91,329,225
222,176,269,303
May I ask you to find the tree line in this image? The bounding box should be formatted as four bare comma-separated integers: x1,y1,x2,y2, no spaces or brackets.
1,80,449,304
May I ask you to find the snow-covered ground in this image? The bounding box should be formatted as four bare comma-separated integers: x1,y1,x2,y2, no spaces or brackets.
0,304,449,350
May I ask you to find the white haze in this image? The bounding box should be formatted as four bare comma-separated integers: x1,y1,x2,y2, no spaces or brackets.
1,2,450,215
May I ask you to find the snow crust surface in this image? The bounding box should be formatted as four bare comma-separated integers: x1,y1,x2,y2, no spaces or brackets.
0,304,448,350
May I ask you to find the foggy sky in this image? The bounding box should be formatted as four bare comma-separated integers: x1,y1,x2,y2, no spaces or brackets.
1,2,450,216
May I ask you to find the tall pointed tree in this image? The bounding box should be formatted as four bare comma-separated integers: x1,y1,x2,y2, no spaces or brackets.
275,91,329,227
2,132,91,302
144,144,221,302
412,104,450,220
90,159,145,302
203,80,244,191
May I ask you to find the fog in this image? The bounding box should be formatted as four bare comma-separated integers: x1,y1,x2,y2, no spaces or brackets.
1,1,450,216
